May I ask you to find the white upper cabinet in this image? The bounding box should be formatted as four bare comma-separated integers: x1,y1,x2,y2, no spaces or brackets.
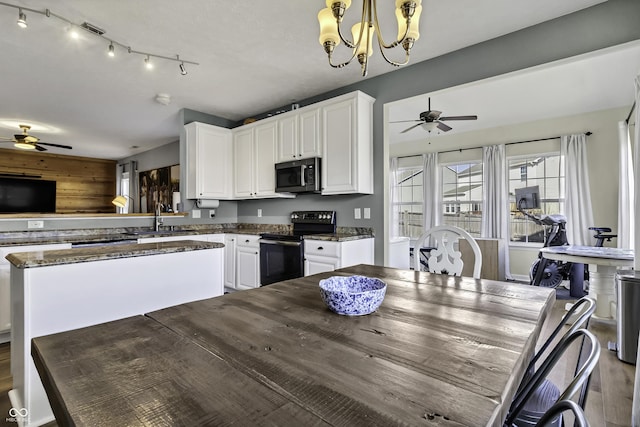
234,121,282,199
321,91,374,195
185,122,233,200
276,108,321,163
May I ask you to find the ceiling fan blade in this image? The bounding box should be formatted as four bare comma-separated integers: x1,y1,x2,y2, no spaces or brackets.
390,120,423,123
34,144,47,152
439,115,478,121
401,123,424,134
37,142,73,150
436,121,453,132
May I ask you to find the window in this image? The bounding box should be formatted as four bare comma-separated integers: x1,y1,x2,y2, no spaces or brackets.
509,154,564,243
392,167,423,238
441,162,483,237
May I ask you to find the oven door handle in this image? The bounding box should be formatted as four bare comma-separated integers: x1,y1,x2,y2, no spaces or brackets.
260,239,303,247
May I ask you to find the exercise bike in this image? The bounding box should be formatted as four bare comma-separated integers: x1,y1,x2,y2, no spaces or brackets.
517,201,573,288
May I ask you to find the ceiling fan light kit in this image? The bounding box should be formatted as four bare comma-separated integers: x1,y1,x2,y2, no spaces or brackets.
1,124,73,152
0,2,198,75
392,97,478,134
318,0,422,77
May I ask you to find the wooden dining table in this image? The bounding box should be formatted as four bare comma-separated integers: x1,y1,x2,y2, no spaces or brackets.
31,264,555,427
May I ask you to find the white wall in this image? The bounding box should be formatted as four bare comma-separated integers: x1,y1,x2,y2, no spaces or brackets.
390,106,627,278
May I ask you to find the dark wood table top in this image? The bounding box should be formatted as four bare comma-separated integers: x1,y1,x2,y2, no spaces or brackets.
32,264,554,427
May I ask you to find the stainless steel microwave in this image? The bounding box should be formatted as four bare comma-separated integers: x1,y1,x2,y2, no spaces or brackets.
275,157,321,193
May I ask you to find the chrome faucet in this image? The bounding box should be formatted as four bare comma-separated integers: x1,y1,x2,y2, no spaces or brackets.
154,203,164,231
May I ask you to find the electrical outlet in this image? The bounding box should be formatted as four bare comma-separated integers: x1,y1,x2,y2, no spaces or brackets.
257,208,262,218
28,220,44,229
192,209,201,219
364,208,371,219
354,208,361,220
209,209,216,218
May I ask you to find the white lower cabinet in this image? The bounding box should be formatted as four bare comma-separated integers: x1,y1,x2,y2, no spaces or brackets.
235,234,261,290
304,238,374,276
223,234,237,289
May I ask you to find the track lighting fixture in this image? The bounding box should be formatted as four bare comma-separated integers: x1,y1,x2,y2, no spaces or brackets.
0,2,198,75
16,8,26,28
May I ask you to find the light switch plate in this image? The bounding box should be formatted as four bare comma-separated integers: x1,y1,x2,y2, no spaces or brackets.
364,208,371,219
192,209,201,219
209,209,216,218
354,208,361,220
257,208,262,217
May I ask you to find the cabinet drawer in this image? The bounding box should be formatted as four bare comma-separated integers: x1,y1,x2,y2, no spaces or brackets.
304,240,340,258
236,234,260,248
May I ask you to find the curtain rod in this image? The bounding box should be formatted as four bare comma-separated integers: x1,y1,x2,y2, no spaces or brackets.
626,101,636,124
396,131,592,159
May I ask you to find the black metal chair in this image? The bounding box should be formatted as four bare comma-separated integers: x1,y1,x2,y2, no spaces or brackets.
505,328,600,427
535,400,590,426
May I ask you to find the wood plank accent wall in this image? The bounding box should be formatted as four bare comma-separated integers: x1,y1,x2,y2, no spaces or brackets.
0,148,117,214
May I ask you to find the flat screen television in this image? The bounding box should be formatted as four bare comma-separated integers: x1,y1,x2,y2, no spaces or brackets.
0,177,56,213
514,185,540,209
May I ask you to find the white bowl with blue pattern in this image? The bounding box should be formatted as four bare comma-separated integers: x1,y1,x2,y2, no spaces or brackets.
319,275,387,316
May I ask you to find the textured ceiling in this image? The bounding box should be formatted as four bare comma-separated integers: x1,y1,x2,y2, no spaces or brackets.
0,0,606,159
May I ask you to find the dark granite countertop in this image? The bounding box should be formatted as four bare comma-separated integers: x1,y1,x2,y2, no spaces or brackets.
0,224,374,247
7,240,225,269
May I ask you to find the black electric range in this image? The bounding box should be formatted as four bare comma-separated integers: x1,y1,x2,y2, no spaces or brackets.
259,211,336,285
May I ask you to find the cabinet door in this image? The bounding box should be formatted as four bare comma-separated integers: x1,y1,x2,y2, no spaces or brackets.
224,235,236,289
185,122,232,200
236,246,260,289
322,97,356,194
299,108,321,159
254,122,278,197
277,115,298,162
304,254,340,276
233,128,254,198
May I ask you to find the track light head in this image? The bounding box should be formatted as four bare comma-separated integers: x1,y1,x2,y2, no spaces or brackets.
17,9,27,28
144,55,153,69
108,42,115,57
179,62,187,75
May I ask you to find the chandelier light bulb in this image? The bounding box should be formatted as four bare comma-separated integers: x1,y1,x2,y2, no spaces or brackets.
145,56,153,69
70,26,80,39
108,42,115,57
17,9,27,28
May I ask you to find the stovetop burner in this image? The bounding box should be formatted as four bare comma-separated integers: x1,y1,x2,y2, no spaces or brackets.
260,210,337,241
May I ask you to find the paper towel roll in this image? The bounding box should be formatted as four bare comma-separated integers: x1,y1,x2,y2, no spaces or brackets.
196,199,220,209
172,192,181,212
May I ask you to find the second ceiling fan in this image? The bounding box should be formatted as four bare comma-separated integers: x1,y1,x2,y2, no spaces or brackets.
392,97,478,134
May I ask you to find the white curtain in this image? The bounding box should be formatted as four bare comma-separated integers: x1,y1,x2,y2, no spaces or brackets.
634,76,640,270
422,153,440,233
389,157,400,238
617,120,635,249
561,134,595,246
481,144,512,280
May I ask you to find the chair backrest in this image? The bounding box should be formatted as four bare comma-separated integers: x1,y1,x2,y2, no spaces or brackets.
528,297,596,371
535,400,590,427
506,328,601,426
413,225,482,279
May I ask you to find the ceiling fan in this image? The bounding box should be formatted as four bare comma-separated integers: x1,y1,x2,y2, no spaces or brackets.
392,98,478,134
0,124,72,151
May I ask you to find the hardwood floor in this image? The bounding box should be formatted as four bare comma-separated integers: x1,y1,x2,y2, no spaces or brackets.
0,298,634,426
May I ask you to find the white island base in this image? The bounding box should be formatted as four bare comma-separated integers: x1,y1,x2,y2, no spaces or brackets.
9,243,223,427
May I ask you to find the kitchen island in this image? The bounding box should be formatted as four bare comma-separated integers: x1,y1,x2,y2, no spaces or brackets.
7,240,224,427
31,264,554,426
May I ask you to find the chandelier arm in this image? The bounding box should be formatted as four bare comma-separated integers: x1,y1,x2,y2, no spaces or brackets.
371,2,410,49
327,50,358,69
335,0,369,49
377,45,411,67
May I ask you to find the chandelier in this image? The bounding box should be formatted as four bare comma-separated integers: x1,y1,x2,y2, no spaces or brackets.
317,0,422,77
